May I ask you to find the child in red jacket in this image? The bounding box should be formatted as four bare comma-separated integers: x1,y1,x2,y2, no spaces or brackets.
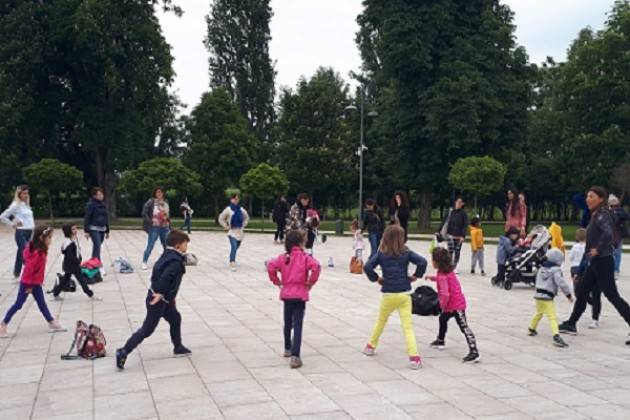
0,226,66,338
426,247,480,363
267,229,321,369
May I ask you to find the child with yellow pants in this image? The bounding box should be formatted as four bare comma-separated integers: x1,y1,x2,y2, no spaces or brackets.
362,225,427,369
528,248,573,347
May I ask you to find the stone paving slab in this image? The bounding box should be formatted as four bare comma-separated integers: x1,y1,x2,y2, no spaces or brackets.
0,230,629,420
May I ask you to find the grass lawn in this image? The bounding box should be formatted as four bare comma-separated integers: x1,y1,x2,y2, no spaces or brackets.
48,216,581,240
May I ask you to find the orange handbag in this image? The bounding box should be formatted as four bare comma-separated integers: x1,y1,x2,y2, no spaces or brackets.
349,257,363,274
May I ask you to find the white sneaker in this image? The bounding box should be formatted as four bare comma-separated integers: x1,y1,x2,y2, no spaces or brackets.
48,320,67,333
100,267,107,277
588,320,599,329
0,323,8,339
230,262,237,272
141,263,148,271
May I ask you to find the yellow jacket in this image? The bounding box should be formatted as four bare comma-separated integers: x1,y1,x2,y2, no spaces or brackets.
469,226,484,251
549,222,565,253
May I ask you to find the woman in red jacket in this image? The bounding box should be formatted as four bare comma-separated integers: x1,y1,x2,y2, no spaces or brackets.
0,226,66,338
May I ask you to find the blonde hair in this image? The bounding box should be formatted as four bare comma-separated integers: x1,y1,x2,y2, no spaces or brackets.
575,228,587,242
379,225,407,256
13,185,30,206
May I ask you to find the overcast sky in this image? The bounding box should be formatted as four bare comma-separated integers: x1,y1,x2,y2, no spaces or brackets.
157,0,613,112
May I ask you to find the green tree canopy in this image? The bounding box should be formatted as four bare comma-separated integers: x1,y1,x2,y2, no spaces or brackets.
23,159,83,222
240,163,289,230
119,157,202,200
448,156,506,210
184,88,259,214
205,0,276,143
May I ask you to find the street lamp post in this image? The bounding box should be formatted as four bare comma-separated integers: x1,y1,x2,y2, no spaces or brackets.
345,88,377,229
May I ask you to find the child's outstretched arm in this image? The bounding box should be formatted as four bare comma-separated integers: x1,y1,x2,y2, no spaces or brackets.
408,251,428,279
363,253,380,283
266,256,282,286
305,255,321,288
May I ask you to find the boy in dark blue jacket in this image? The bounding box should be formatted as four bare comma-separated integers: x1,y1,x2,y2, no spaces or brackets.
116,230,190,369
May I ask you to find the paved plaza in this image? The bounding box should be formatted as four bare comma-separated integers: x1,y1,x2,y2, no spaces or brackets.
1,230,630,420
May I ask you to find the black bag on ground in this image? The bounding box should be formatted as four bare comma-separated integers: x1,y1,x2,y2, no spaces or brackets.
85,271,103,285
411,285,441,316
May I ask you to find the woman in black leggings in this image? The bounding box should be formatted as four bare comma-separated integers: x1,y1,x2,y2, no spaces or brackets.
559,186,630,345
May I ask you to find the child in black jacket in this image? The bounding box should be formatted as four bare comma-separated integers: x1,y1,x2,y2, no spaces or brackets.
51,224,97,300
116,230,191,369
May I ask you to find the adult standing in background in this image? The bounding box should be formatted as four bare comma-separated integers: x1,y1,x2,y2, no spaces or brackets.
505,189,527,236
559,186,630,345
389,191,410,241
438,196,468,269
286,193,316,253
519,192,529,233
272,195,289,244
180,198,193,234
363,198,384,258
84,187,109,262
219,193,250,271
0,185,34,279
141,187,171,270
609,194,629,279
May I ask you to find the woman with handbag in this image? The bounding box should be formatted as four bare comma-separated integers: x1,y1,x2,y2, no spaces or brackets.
141,187,171,270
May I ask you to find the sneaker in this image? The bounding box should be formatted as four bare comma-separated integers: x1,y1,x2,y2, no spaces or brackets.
362,343,376,356
430,339,446,349
100,267,107,277
116,348,127,369
470,270,475,275
462,352,481,363
90,296,103,302
558,321,577,335
409,355,422,370
173,345,192,357
626,333,630,346
230,262,237,272
283,350,292,358
481,271,486,276
528,328,538,336
0,323,8,339
53,295,64,301
588,320,599,329
48,320,66,333
290,356,303,369
553,335,568,348
141,263,148,271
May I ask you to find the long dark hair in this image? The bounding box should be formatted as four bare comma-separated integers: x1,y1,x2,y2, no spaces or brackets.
30,226,53,254
507,189,520,217
432,247,454,274
391,191,409,209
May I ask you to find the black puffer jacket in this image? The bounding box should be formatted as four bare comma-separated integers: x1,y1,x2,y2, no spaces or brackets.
441,208,468,238
586,206,615,258
363,208,384,235
150,249,186,302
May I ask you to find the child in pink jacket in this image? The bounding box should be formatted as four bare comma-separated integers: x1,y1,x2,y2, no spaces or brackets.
267,229,321,369
426,247,480,363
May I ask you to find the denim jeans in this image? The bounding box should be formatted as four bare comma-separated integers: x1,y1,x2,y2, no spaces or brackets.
229,236,241,263
181,215,191,234
13,229,32,277
368,232,382,258
143,226,170,263
613,243,623,274
89,230,106,260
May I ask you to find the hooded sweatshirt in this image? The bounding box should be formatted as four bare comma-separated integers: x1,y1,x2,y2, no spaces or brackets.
150,248,186,302
21,245,47,286
534,248,572,301
267,246,321,301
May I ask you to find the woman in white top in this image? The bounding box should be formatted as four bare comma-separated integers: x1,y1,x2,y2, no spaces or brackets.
0,185,35,278
218,194,249,271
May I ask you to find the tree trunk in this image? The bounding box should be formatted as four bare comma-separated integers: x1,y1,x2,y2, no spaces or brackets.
417,189,432,230
474,194,478,215
261,200,265,232
47,191,54,225
95,147,117,220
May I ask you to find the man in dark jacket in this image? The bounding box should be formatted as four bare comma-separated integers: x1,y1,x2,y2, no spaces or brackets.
116,230,191,369
439,197,469,269
272,196,289,243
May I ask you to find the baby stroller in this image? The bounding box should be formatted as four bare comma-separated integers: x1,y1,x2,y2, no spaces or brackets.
497,225,551,290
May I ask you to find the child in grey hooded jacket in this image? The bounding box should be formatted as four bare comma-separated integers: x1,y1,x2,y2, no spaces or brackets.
528,248,573,348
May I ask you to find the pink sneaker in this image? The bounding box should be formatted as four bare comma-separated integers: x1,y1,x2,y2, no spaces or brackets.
48,320,66,333
0,323,8,339
409,355,422,370
363,343,376,356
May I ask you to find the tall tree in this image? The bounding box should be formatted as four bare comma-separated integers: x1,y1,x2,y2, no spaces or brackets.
0,0,180,217
183,89,259,214
356,0,534,228
274,67,356,208
205,0,276,143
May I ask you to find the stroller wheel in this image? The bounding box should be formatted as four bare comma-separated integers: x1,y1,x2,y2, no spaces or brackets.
504,280,513,290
